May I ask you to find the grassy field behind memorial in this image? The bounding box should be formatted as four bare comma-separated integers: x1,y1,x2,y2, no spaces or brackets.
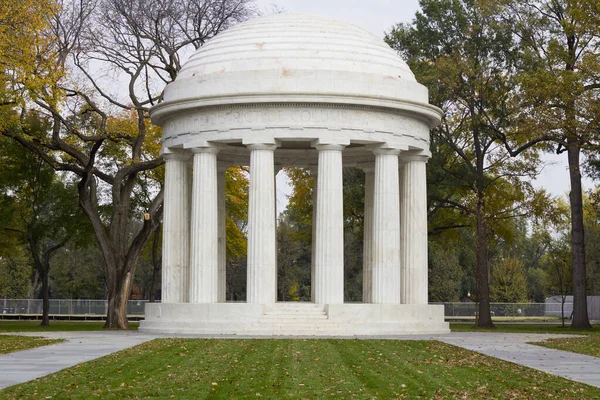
0,321,139,332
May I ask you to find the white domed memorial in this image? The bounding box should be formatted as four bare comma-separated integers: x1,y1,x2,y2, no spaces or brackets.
140,13,449,336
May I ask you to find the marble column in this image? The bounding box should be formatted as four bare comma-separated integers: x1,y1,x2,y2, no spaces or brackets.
371,149,401,304
217,165,227,302
314,144,345,304
362,166,374,303
161,153,190,303
247,144,278,304
309,166,318,302
189,147,220,303
400,156,429,304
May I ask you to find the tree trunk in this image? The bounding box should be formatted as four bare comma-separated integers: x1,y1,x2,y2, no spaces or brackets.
567,143,592,329
149,228,161,302
29,270,40,300
78,169,163,329
104,269,134,329
561,296,565,328
475,191,494,328
40,267,50,327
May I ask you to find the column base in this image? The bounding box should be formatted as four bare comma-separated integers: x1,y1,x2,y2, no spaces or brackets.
140,303,449,336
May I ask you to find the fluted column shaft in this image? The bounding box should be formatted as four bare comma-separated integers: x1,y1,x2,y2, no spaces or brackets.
314,144,345,304
189,147,220,303
371,150,401,304
247,144,278,304
162,153,190,303
362,167,375,303
400,157,428,304
217,165,227,302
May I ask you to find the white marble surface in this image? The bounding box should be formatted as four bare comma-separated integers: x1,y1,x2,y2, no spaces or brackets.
189,148,220,303
313,144,345,304
371,149,401,304
154,14,435,124
400,157,429,304
140,302,449,335
161,154,190,303
150,13,444,336
247,144,278,304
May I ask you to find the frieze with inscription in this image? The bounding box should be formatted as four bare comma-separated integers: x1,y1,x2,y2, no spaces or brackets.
163,106,429,139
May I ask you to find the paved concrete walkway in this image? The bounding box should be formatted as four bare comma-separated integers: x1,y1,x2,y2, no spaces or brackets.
0,331,599,390
439,332,600,389
0,331,157,389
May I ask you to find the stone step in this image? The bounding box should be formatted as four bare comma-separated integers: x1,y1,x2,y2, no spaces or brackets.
260,316,328,322
262,311,326,316
252,325,345,332
263,306,324,312
258,321,337,327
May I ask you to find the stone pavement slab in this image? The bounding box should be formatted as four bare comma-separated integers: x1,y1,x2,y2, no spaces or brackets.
0,331,157,390
439,332,600,388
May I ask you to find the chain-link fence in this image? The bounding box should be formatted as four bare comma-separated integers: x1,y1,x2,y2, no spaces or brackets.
0,299,147,316
433,302,570,319
0,299,577,320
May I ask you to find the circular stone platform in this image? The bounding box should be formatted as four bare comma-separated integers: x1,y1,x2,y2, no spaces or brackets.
140,13,449,336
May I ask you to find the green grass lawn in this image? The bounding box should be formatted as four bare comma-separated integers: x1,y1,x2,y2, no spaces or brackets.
449,322,600,336
536,336,600,358
0,321,139,332
1,339,598,399
0,335,62,355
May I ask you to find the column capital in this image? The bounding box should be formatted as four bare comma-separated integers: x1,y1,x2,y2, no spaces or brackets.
314,143,346,152
246,143,279,151
371,148,401,156
367,144,404,156
162,152,191,161
311,138,350,150
191,146,223,155
400,154,429,163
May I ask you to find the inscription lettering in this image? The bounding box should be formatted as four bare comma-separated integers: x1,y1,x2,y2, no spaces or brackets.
163,107,427,137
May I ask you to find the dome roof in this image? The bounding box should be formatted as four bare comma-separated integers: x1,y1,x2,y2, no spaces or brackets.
152,13,434,125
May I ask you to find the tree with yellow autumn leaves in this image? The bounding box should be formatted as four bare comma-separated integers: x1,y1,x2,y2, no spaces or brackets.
1,0,256,328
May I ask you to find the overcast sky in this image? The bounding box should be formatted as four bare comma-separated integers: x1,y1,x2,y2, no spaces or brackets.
256,0,420,37
253,0,589,206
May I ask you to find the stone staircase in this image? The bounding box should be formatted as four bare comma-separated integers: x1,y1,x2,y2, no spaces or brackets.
255,302,342,336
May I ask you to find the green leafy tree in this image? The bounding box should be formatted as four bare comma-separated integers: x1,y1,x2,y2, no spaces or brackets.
277,214,311,301
428,239,463,302
544,236,573,326
490,258,528,303
487,0,600,329
1,0,257,328
584,189,600,296
0,251,31,299
0,119,87,325
527,267,548,303
386,0,547,327
282,167,366,302
50,245,107,299
224,166,249,301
